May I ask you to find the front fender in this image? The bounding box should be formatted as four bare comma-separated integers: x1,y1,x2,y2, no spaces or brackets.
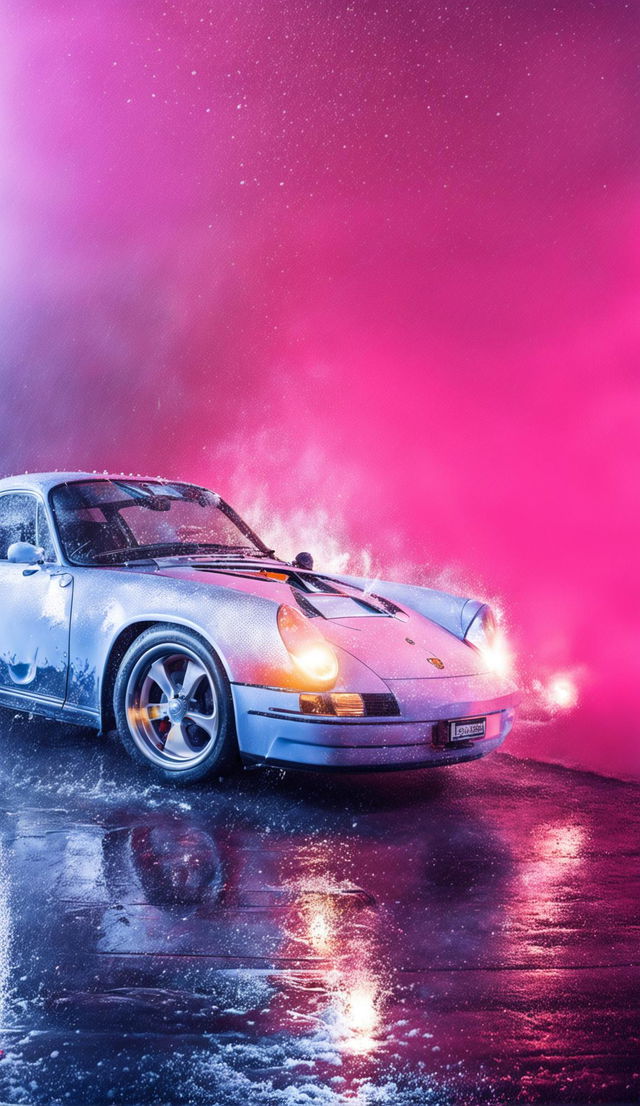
66,568,389,725
66,569,290,719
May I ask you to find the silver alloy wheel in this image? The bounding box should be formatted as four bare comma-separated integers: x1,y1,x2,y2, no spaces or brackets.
124,643,220,770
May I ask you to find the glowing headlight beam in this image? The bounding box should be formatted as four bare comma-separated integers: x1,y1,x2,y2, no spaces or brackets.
277,604,339,686
481,630,513,677
465,605,514,677
545,673,579,711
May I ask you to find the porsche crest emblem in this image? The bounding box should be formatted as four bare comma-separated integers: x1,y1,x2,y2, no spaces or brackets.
427,656,445,669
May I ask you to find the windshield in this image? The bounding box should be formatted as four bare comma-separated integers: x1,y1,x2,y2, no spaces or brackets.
50,479,269,565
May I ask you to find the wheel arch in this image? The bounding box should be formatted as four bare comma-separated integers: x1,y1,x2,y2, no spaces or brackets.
99,617,234,734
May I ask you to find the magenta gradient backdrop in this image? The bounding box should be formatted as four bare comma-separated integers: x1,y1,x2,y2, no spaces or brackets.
0,2,637,778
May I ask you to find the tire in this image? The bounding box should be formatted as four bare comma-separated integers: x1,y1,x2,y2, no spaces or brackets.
113,624,239,785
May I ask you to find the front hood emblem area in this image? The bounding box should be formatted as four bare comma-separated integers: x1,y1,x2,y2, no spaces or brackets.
427,656,445,670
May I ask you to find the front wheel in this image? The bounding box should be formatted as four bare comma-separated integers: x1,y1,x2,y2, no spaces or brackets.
113,625,238,784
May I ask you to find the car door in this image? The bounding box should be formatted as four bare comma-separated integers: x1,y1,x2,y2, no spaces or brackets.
0,491,73,705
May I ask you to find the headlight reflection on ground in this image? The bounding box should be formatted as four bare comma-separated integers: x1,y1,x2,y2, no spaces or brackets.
340,980,379,1040
295,889,384,1055
321,970,382,1055
308,906,334,952
537,821,586,861
516,820,587,934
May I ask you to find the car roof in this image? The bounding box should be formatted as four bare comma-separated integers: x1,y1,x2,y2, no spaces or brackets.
0,472,212,495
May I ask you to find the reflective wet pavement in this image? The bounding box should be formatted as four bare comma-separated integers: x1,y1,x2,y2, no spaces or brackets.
0,713,638,1105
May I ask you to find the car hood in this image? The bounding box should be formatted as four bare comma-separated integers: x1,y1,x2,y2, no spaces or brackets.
317,612,486,678
146,561,487,679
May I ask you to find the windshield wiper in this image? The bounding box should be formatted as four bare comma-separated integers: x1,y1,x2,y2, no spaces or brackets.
152,550,277,566
77,542,275,566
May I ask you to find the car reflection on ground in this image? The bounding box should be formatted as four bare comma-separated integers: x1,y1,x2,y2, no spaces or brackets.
0,713,638,1105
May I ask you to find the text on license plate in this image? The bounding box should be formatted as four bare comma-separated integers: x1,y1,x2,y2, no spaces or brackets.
449,717,486,741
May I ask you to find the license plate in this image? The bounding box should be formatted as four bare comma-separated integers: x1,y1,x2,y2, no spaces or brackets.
449,717,486,742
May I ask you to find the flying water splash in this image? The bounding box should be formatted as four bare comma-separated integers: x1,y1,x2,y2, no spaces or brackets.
237,492,377,578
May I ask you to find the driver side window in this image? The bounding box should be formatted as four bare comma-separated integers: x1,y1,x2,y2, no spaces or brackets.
0,494,56,562
0,494,37,559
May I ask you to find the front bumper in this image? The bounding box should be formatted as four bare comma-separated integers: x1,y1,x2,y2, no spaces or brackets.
231,675,518,771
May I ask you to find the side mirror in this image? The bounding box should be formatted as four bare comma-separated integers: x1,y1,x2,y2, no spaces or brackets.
293,551,314,570
7,541,45,566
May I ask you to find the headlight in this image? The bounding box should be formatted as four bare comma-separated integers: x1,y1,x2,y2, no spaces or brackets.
465,605,511,676
465,605,497,651
277,604,339,686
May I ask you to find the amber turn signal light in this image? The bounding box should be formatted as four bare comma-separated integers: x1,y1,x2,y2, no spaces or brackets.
299,692,366,717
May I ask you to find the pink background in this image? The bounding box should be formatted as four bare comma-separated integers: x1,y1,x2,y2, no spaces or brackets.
0,2,637,778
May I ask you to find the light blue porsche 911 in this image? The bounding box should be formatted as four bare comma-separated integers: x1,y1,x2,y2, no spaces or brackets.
0,472,518,784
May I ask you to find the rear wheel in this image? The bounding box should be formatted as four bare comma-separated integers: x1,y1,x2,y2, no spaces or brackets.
113,625,238,784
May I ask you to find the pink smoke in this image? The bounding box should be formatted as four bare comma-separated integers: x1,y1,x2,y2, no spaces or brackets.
0,1,637,778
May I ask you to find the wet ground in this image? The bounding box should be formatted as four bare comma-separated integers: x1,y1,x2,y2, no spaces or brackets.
0,712,638,1106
